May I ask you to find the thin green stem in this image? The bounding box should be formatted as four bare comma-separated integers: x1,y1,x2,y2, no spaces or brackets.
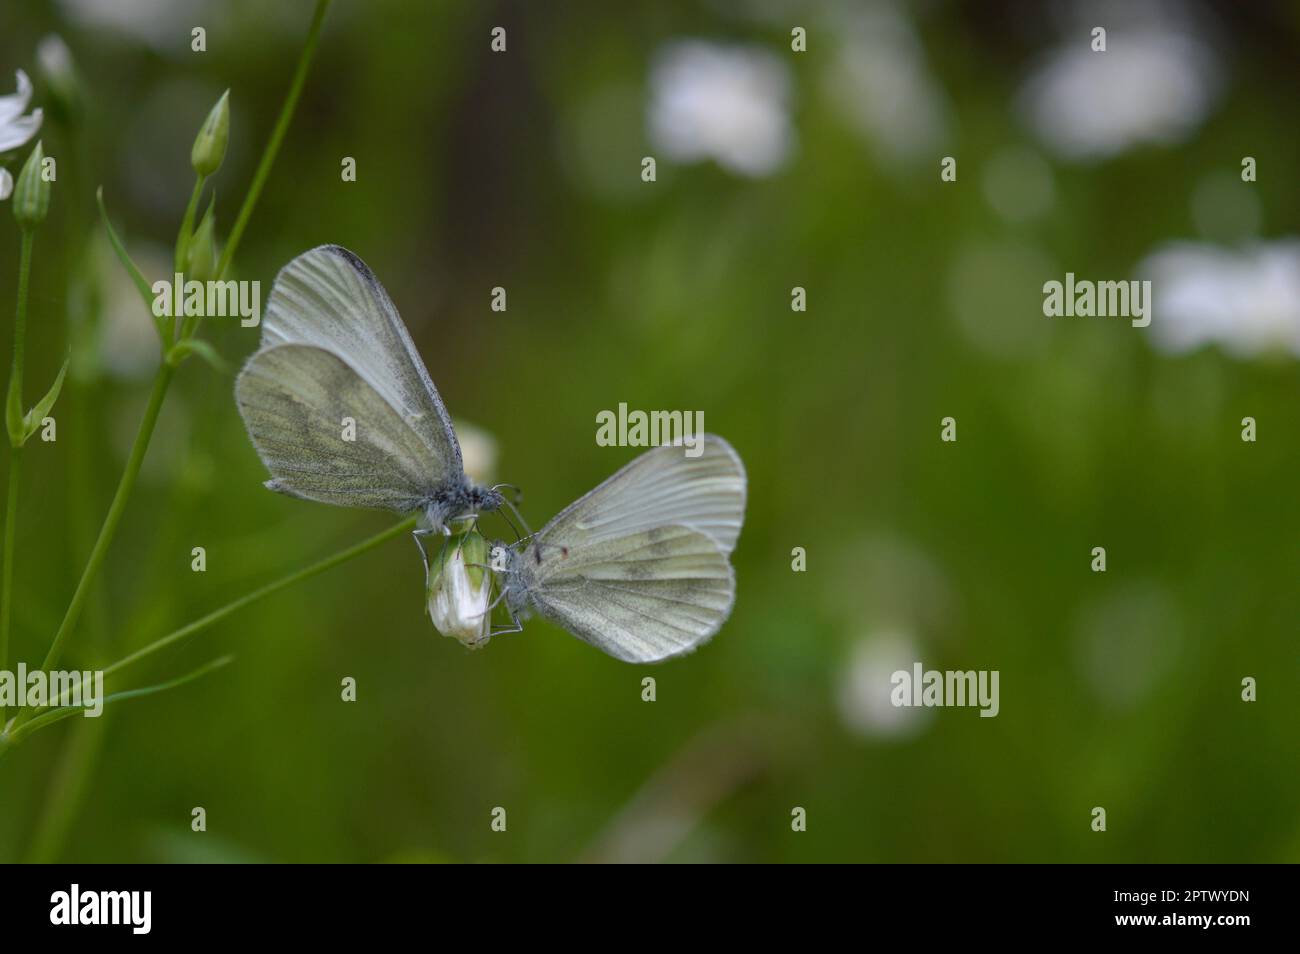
0,446,20,719
34,363,175,679
0,519,413,748
0,516,413,757
23,717,107,861
216,0,332,281
1,232,34,716
101,516,416,683
19,0,334,715
7,233,34,429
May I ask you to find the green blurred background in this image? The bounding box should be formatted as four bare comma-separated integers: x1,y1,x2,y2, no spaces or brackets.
1,0,1296,862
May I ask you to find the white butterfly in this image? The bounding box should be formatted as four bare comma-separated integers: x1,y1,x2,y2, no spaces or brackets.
235,245,504,533
494,436,746,663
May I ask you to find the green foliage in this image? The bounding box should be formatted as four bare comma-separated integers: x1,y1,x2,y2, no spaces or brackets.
0,1,1295,864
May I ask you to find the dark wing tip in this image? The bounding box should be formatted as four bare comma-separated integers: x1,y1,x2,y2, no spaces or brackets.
316,244,380,286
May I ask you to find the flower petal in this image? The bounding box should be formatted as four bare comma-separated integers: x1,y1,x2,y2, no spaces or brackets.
0,70,34,125
0,108,43,152
0,168,12,201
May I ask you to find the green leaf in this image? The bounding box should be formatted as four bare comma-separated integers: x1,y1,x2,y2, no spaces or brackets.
21,355,69,442
97,186,167,345
10,655,234,744
166,338,229,374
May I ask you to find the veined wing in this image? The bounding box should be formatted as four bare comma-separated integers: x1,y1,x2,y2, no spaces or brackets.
538,435,746,555
259,244,462,478
236,343,438,511
524,525,735,663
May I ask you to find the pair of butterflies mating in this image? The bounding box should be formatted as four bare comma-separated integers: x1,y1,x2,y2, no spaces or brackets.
235,246,746,663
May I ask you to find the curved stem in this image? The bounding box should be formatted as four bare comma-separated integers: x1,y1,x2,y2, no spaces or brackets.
101,515,415,682
6,233,33,435
0,516,414,760
20,0,335,715
1,231,34,718
34,363,175,678
0,445,20,719
215,0,332,281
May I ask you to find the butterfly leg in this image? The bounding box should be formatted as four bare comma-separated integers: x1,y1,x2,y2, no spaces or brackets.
466,585,509,621
488,605,524,639
413,530,452,580
412,532,431,576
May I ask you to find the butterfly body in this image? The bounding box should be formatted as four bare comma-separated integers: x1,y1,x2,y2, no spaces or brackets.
420,480,504,535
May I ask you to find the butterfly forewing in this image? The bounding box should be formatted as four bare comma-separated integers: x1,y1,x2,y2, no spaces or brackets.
543,435,746,555
236,343,439,511
259,245,463,475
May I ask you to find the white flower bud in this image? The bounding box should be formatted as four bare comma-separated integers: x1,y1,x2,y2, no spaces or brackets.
427,532,492,648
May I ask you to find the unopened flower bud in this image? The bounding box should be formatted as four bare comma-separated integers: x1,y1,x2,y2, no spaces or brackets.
185,205,218,283
13,140,50,230
427,531,493,648
190,90,230,178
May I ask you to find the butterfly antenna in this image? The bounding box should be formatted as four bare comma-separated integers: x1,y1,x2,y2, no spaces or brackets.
496,506,523,543
490,482,524,506
500,495,533,540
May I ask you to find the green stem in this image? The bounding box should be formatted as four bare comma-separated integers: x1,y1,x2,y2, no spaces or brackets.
7,233,33,428
0,446,20,719
0,517,413,760
34,363,175,679
23,716,107,861
1,232,34,715
215,0,332,281
101,516,416,683
18,0,334,716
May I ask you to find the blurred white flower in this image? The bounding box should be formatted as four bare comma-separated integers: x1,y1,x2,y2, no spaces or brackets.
100,240,172,380
452,419,498,486
822,4,949,164
37,35,74,81
1018,32,1220,160
837,631,932,741
0,69,43,153
55,0,207,52
57,0,317,51
648,40,794,177
0,169,11,201
1138,239,1300,359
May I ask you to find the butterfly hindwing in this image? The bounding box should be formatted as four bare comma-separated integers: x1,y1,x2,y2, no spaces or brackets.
522,524,735,663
